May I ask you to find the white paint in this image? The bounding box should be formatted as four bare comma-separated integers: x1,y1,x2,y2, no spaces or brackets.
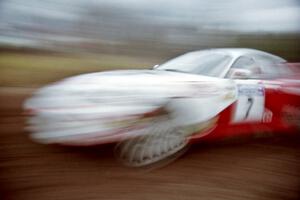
232,82,265,123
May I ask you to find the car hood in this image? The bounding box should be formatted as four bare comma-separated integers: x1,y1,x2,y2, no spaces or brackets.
25,69,234,112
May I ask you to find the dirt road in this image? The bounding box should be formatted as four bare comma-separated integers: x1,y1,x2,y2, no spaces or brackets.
1,89,299,200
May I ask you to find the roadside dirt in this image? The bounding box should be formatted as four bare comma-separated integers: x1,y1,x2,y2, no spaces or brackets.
0,89,299,200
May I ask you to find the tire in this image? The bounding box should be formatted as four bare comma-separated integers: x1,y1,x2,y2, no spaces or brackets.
114,120,190,167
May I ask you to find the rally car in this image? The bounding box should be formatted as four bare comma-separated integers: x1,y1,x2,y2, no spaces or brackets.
24,48,300,166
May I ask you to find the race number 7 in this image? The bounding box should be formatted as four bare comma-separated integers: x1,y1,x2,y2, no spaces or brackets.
232,84,265,123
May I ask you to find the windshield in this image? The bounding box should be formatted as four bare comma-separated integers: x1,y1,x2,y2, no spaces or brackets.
156,51,232,77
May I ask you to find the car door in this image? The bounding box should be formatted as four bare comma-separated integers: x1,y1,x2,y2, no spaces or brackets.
226,56,266,123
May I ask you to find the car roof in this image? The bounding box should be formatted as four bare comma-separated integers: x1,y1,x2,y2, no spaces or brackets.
190,48,286,62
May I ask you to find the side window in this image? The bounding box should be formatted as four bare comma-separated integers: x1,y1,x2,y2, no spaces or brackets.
254,55,285,76
226,56,261,79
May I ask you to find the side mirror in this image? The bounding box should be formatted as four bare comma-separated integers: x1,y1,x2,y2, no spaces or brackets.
153,64,159,69
229,68,252,79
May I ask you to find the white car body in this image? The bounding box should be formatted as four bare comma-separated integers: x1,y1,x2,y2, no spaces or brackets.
25,69,237,144
24,48,288,153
